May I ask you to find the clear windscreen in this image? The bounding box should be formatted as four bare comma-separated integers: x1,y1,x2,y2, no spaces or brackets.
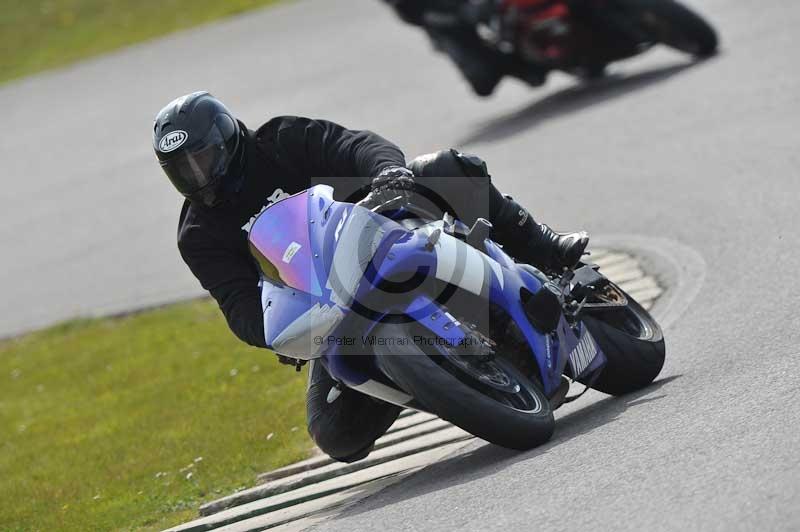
248,191,320,295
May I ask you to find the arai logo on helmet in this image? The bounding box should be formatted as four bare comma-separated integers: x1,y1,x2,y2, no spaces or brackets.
159,130,188,153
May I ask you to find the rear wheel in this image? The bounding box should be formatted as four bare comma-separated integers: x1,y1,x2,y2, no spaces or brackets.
374,323,554,450
582,287,666,395
630,0,718,57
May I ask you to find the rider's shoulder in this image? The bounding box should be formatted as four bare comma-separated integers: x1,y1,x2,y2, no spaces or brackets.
177,200,216,249
253,116,331,157
255,115,305,137
254,115,339,140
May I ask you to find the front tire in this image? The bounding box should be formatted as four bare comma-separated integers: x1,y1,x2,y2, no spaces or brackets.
631,0,718,57
582,289,666,395
374,323,554,450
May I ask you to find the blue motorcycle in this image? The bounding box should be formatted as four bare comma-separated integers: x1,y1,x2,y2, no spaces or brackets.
249,185,665,450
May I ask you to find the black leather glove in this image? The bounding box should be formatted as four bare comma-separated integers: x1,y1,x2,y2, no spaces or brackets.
368,166,416,206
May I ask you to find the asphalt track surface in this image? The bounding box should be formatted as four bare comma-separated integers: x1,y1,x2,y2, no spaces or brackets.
2,0,799,529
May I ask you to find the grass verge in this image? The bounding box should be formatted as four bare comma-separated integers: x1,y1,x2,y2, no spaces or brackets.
1,0,284,84
0,298,311,531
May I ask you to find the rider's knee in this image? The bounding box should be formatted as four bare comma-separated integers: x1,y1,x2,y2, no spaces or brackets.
408,148,491,180
305,361,401,463
306,383,370,462
306,416,373,463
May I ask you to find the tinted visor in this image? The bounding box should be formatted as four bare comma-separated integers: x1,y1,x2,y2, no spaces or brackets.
160,124,233,197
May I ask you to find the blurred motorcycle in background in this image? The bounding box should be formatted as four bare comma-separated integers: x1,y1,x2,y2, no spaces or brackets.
397,0,719,93
483,0,718,79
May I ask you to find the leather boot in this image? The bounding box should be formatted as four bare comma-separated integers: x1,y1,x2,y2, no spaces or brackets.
492,195,589,271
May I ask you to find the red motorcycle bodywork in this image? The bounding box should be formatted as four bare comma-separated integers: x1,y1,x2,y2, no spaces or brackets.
499,0,641,68
503,0,570,19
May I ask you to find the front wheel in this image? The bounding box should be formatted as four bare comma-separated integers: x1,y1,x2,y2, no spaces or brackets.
374,323,554,450
629,0,718,57
582,287,666,395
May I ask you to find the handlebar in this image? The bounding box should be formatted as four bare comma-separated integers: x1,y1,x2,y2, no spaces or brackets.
355,193,441,223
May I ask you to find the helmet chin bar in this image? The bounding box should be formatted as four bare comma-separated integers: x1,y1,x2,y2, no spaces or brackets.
187,179,223,208
190,158,247,209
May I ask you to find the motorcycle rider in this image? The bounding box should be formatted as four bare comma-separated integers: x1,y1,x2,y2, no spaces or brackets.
383,0,549,96
153,92,587,462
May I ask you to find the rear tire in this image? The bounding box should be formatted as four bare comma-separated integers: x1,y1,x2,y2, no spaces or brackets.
582,290,666,395
373,323,554,450
632,0,718,57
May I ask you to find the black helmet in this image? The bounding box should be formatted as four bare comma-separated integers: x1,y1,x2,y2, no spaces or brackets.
153,91,245,207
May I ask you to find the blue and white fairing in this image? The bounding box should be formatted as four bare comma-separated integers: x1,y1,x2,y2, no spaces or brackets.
248,185,605,399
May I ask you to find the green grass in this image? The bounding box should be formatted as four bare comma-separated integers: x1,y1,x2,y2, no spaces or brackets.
0,0,284,84
0,299,312,531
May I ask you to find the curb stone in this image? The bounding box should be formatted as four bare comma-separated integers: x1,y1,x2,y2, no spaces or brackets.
200,423,468,516
166,440,472,532
253,411,438,485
